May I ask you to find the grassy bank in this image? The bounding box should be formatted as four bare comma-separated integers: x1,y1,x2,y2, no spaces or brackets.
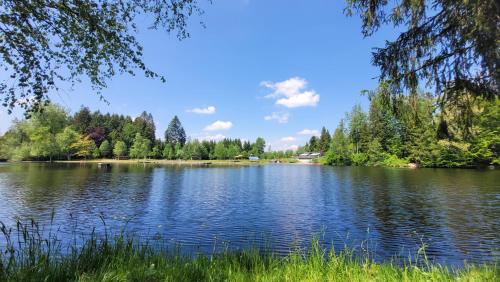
0,221,497,281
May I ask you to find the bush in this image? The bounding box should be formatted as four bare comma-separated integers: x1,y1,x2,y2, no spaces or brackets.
321,151,350,166
381,154,408,167
434,140,473,167
351,153,368,166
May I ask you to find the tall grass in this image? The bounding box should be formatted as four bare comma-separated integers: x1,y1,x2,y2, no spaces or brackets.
0,219,497,281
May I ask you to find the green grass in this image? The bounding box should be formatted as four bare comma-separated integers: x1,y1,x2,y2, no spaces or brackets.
0,220,497,281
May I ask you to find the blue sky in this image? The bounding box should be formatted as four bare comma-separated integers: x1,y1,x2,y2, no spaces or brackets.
0,0,398,151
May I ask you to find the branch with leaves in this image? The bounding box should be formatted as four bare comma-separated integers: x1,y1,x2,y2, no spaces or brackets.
0,0,209,114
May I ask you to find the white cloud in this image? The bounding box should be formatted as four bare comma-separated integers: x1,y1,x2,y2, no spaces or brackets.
204,120,233,131
187,106,216,114
297,129,320,136
280,136,296,142
270,136,299,152
270,142,299,152
273,144,299,151
261,77,320,108
264,111,289,123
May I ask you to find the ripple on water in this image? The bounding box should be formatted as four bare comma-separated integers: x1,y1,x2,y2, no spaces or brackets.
0,163,498,266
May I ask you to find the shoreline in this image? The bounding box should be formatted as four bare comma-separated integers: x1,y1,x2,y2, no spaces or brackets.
2,159,496,169
5,158,295,166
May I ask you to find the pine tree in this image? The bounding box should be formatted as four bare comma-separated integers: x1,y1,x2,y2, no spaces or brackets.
318,127,331,153
165,116,187,148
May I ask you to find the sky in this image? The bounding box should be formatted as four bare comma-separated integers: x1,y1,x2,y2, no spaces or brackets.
0,0,399,151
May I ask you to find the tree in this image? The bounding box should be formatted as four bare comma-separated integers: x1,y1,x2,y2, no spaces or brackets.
27,104,68,161
470,98,500,165
31,104,68,134
185,140,208,160
308,136,319,152
346,0,498,102
88,127,106,146
347,104,368,153
175,143,184,159
71,107,92,134
29,126,59,161
1,1,207,113
135,111,156,143
71,136,96,160
252,137,266,157
213,142,228,160
227,145,240,159
367,83,402,155
113,141,127,160
56,127,80,160
325,119,350,165
242,141,252,152
149,145,162,159
318,127,331,153
99,140,112,158
129,133,151,159
122,123,138,148
165,116,186,148
162,144,175,160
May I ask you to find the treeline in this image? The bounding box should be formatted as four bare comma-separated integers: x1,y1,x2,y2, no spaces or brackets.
1,82,498,167
301,83,499,168
0,106,269,161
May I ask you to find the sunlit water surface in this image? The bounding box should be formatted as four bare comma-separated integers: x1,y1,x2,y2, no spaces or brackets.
0,163,498,266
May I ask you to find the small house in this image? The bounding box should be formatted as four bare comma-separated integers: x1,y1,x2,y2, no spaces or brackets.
249,156,260,161
297,152,321,163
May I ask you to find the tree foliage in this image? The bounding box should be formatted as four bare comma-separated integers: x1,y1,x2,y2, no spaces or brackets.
99,140,111,158
0,0,208,113
318,127,331,153
113,141,127,160
56,126,80,160
71,135,96,159
129,133,150,159
345,0,499,102
319,83,499,167
165,116,186,148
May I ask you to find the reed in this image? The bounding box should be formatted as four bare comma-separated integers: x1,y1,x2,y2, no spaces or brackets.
0,219,497,281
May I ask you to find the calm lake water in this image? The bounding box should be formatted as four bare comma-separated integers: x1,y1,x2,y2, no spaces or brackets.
0,163,499,266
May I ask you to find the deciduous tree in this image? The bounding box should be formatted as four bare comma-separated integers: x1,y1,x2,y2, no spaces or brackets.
1,0,208,113
113,141,127,160
56,127,80,160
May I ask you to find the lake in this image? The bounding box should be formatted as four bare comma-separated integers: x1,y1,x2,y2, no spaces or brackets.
0,163,498,266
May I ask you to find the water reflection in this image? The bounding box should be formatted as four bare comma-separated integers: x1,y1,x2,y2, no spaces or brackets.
0,163,498,266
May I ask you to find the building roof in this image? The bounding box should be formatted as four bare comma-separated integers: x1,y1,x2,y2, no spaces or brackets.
297,152,321,159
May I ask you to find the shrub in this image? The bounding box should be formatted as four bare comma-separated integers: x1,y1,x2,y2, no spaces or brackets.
351,153,368,166
382,154,408,167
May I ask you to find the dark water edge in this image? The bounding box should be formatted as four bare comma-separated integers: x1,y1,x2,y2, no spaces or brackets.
0,162,499,267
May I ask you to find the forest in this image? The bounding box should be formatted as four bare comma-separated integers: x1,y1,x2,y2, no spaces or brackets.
0,82,497,168
0,83,500,167
302,83,499,168
0,105,268,162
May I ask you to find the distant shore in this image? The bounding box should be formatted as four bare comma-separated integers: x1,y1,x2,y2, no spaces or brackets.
5,159,496,169
50,158,303,166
